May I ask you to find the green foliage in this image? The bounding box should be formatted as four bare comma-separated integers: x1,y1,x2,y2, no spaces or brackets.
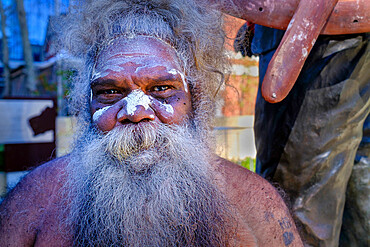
238,157,256,172
59,69,75,98
39,74,57,93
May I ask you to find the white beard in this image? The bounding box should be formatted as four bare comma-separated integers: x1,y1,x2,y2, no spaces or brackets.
63,122,235,246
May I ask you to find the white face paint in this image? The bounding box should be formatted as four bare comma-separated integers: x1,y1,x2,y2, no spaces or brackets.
134,64,150,74
91,70,109,82
123,89,174,116
124,89,152,116
92,90,174,123
93,105,113,122
90,36,188,126
91,35,183,84
168,69,188,93
91,56,186,88
92,56,152,82
160,102,174,115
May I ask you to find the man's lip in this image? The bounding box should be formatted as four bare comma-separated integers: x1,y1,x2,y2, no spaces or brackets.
114,121,160,130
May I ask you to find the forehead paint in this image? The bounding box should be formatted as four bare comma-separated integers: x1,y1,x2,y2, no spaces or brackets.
97,35,177,61
91,35,182,82
134,64,150,74
92,56,187,94
91,56,147,82
93,105,113,122
91,55,180,82
91,68,110,82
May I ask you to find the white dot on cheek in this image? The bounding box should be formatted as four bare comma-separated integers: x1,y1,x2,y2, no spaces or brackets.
151,98,174,116
163,104,174,114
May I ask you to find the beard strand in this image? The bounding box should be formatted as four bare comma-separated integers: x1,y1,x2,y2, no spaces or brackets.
64,122,235,246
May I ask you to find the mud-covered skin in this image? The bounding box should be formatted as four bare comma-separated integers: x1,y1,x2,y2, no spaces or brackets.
90,36,192,132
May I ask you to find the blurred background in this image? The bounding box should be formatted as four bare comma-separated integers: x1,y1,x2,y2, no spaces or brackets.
0,0,258,198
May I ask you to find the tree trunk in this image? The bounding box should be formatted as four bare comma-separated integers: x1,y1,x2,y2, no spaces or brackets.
0,0,10,97
15,0,37,94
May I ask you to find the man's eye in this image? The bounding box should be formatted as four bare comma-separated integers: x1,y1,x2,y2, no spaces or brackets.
152,85,170,92
98,89,121,95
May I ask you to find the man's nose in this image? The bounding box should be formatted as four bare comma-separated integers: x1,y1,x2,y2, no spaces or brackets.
117,104,156,123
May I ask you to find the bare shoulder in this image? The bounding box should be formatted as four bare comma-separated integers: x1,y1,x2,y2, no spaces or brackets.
214,156,303,247
0,156,70,246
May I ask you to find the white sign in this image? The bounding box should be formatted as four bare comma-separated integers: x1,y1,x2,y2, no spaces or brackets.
0,99,54,144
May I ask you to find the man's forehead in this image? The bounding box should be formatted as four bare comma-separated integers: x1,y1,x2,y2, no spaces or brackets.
95,35,179,63
91,35,184,83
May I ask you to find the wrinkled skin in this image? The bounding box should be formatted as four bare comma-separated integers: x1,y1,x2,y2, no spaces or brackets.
90,36,192,131
0,37,303,247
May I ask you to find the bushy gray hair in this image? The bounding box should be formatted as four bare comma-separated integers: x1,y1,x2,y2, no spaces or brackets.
64,122,236,246
60,0,228,138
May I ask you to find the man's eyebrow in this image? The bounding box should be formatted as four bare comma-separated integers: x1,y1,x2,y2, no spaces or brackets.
90,78,118,87
149,73,182,83
149,70,188,91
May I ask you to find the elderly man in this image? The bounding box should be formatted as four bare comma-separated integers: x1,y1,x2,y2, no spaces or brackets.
0,0,302,246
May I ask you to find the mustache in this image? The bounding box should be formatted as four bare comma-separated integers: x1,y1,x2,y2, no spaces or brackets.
92,122,190,164
103,122,159,160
